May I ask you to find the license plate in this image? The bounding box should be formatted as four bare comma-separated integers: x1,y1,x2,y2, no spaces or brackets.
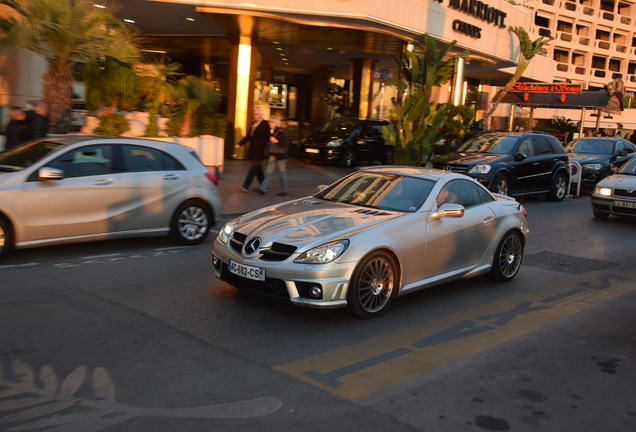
305,148,319,154
613,200,636,209
228,259,265,281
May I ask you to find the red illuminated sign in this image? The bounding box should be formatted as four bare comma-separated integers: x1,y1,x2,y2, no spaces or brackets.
510,82,582,94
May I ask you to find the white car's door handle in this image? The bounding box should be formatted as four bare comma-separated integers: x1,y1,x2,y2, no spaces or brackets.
483,216,495,225
163,174,179,180
94,178,113,185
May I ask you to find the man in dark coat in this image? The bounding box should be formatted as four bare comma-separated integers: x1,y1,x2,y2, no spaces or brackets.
4,107,27,149
25,100,49,141
236,108,269,191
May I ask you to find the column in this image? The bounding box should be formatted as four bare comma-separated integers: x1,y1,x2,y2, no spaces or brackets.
452,57,465,106
351,58,375,118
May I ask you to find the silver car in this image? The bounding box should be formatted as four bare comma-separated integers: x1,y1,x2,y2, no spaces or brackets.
591,155,636,219
0,136,221,256
212,166,528,318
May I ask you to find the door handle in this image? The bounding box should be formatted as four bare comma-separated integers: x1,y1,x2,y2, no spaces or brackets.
532,162,540,166
482,216,495,225
163,174,179,180
94,178,113,185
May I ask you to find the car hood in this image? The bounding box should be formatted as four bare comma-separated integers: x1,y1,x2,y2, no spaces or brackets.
306,131,350,144
433,152,503,166
233,198,402,249
597,174,636,189
567,153,611,164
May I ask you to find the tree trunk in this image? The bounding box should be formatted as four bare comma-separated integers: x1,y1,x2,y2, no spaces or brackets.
180,111,192,138
43,60,73,133
481,61,529,130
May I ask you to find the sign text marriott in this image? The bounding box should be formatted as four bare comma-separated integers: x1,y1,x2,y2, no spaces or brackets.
448,0,507,28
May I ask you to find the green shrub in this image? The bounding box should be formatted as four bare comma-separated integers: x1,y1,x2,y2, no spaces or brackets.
94,113,129,136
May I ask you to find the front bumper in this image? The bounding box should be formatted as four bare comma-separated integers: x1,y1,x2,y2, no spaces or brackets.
591,195,636,217
212,239,352,309
302,146,342,163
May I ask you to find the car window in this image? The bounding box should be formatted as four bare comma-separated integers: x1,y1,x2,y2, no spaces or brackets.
532,137,553,155
459,135,518,154
548,136,566,153
122,145,184,172
437,179,492,209
46,145,113,178
518,138,535,157
626,141,636,153
0,140,65,172
568,139,615,154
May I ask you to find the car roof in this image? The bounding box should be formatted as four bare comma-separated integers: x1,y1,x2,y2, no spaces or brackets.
359,165,459,181
43,135,173,145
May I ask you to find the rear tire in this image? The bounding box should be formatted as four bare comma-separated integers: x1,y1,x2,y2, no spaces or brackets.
346,251,399,318
342,149,356,168
489,231,524,282
0,216,13,258
593,208,610,219
170,200,212,245
548,172,568,201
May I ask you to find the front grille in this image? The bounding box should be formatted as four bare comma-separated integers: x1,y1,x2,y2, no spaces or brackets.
433,164,468,173
229,232,247,254
260,242,297,261
614,189,636,198
221,264,289,299
613,206,636,215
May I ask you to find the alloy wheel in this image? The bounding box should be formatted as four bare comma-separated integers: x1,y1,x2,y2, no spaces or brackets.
357,257,395,313
499,232,523,278
555,175,567,200
495,177,509,195
0,223,5,251
178,206,209,241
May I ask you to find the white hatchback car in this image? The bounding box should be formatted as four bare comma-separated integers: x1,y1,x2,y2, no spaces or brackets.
0,136,221,256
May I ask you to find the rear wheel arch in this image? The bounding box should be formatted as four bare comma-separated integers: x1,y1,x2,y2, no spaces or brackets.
0,211,16,253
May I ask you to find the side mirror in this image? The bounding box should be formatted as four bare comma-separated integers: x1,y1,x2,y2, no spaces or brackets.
514,152,527,161
38,167,64,181
431,203,465,219
316,184,328,192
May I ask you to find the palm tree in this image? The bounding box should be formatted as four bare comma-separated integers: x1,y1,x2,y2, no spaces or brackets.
138,59,181,136
174,76,217,138
0,0,138,132
482,27,553,129
84,56,139,114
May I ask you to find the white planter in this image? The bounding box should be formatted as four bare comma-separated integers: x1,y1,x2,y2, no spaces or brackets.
167,136,224,167
80,115,99,134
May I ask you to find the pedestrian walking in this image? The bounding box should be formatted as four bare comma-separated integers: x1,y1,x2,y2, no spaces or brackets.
236,108,269,192
25,100,49,140
255,118,289,196
4,107,27,149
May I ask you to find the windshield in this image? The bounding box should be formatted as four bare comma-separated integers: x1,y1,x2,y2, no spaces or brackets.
0,140,65,172
458,135,518,154
567,139,615,155
315,171,435,212
317,118,359,135
618,157,636,175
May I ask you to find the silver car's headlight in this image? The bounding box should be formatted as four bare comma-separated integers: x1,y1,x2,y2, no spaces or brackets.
584,163,603,171
468,164,491,174
326,139,343,147
594,187,612,196
217,221,238,244
295,240,349,264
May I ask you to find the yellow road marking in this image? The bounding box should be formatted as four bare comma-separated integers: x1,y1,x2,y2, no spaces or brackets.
276,270,636,401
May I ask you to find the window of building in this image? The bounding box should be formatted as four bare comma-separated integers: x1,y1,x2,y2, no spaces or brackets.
609,59,622,72
628,62,636,75
572,52,586,66
617,2,631,14
557,20,573,32
553,49,569,63
592,56,607,69
575,25,589,36
534,14,550,28
578,0,592,5
595,29,610,41
631,36,636,47
600,0,615,11
613,33,626,44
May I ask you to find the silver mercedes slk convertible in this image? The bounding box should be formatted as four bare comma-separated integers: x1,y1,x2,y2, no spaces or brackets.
212,166,529,318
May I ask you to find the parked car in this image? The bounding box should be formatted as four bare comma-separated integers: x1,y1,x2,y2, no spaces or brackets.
566,137,636,189
301,118,394,168
432,132,569,201
0,136,221,257
212,166,528,318
591,155,636,219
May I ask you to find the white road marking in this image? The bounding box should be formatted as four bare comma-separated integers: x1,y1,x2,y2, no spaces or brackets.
82,253,123,259
0,262,39,270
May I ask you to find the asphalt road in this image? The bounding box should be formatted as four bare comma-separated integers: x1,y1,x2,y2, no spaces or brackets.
1,192,636,431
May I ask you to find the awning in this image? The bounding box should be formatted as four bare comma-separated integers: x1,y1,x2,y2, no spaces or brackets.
501,91,610,109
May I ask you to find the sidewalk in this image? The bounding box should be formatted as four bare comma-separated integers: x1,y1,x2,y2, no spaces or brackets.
214,158,352,217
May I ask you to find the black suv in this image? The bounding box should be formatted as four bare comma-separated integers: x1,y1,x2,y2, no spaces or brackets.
432,132,569,200
566,137,636,189
302,118,393,168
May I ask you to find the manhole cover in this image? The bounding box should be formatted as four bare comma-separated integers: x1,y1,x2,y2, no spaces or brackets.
523,251,618,274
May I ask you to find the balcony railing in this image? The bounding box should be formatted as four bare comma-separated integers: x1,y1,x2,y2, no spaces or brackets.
564,1,576,11
617,45,627,53
620,16,632,25
559,32,573,42
583,6,594,15
538,28,551,37
596,40,611,49
601,11,615,20
575,66,587,75
542,0,555,5
592,69,607,78
579,37,590,45
630,75,636,83
611,72,622,79
557,63,569,72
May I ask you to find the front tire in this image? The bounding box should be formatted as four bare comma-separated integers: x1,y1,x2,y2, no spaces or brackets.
489,231,524,282
170,200,212,245
548,172,568,201
593,208,610,219
0,216,12,258
342,149,356,168
491,174,510,196
346,251,398,318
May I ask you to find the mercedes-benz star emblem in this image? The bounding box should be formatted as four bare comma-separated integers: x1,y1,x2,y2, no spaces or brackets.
243,237,261,256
